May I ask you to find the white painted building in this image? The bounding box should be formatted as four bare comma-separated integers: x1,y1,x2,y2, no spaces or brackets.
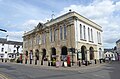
74,12,103,61
0,38,23,59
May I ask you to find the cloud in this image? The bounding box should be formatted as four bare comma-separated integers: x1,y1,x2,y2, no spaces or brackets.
59,0,120,48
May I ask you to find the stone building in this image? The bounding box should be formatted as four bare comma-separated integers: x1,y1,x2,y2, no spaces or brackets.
23,11,103,65
116,39,120,60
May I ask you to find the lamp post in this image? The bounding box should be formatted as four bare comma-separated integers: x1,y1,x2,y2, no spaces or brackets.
0,29,7,32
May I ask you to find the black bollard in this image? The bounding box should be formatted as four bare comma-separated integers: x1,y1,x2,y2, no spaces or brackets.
41,60,43,65
100,59,102,63
85,61,88,66
62,61,64,67
95,59,97,64
35,59,37,65
48,61,50,66
78,61,81,67
2,59,4,62
25,59,27,64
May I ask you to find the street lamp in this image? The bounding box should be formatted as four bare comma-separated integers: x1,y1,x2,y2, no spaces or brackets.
0,29,7,32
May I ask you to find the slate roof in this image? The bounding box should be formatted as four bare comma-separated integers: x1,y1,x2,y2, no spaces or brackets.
0,38,23,45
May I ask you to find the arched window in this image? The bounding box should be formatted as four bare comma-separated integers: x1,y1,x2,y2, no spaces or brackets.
91,29,93,42
83,25,86,40
88,27,90,41
64,25,67,39
54,29,56,41
80,24,82,39
50,28,52,42
60,26,63,40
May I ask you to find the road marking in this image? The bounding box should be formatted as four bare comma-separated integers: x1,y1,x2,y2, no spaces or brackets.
0,74,8,79
93,74,105,78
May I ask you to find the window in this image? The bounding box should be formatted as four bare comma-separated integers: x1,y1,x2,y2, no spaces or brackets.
39,35,42,44
83,25,86,40
91,29,93,42
1,48,4,52
2,43,4,46
36,35,40,45
99,32,101,43
97,31,99,43
64,25,67,39
54,29,56,41
60,26,63,40
88,27,90,41
43,33,46,44
13,50,16,53
50,28,52,42
97,32,101,44
42,33,46,44
14,45,16,48
80,24,82,39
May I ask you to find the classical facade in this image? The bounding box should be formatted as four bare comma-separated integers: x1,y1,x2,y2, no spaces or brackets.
23,11,103,65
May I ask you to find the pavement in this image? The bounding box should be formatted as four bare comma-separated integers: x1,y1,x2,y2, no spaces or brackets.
0,61,119,79
4,60,107,71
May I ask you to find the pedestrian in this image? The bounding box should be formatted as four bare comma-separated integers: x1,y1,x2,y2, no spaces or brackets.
25,51,28,64
29,50,33,64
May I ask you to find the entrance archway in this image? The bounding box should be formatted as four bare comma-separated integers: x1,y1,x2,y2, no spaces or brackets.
42,49,46,60
51,47,56,61
81,46,87,60
89,47,94,60
61,46,67,61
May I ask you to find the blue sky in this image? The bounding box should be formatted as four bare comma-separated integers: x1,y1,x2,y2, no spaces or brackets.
0,0,120,48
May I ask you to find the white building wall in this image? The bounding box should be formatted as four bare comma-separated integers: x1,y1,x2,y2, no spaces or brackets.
74,19,104,60
74,19,102,45
0,43,23,59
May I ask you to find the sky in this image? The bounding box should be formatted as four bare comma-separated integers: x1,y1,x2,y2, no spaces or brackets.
0,0,120,49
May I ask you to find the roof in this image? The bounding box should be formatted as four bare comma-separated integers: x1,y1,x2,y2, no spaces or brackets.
116,39,120,43
104,49,114,53
45,11,102,31
24,11,102,36
0,38,23,45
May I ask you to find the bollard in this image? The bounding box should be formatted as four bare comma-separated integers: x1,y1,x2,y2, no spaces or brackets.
2,59,4,62
78,61,81,67
100,59,102,63
25,59,27,64
41,60,43,65
95,59,97,64
35,59,37,65
62,61,64,67
48,61,50,66
85,61,88,66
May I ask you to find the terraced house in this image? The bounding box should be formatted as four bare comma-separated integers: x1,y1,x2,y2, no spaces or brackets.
23,11,103,65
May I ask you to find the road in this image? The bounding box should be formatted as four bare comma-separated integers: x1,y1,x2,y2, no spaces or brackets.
0,61,120,79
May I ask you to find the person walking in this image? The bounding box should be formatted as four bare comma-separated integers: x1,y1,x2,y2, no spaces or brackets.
29,50,33,64
25,51,28,64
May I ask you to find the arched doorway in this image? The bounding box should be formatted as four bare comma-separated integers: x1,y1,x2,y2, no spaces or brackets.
81,46,87,60
61,46,67,61
89,47,94,60
42,49,46,60
51,47,56,61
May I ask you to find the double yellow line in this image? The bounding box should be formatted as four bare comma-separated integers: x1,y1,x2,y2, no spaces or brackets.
0,74,9,79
